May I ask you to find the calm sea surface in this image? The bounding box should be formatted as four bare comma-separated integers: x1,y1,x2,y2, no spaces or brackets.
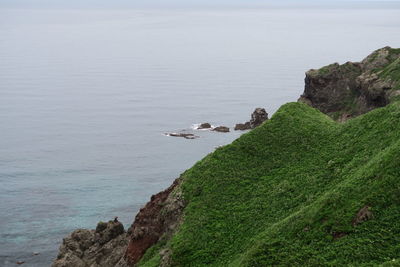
0,6,399,266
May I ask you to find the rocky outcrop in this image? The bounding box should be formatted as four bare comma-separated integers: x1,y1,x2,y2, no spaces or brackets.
249,108,268,128
52,220,128,267
235,108,268,130
299,46,400,120
212,126,230,132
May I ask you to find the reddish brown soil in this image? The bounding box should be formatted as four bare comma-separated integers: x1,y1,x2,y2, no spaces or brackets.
124,178,181,265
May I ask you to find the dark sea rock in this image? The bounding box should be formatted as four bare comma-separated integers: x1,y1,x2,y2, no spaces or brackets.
250,108,268,128
235,108,268,130
197,123,212,129
234,122,251,131
167,133,199,139
212,126,230,133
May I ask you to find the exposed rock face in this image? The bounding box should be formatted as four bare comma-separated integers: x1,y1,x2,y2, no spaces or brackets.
212,126,230,132
299,46,400,120
235,108,268,130
52,220,128,267
124,178,185,265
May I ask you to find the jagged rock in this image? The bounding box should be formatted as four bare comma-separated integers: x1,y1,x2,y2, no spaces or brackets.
250,108,268,128
52,220,128,267
299,46,400,120
95,220,125,245
235,108,268,130
212,126,230,133
197,123,212,129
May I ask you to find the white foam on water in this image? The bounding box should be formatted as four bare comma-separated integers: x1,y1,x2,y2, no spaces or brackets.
191,123,216,131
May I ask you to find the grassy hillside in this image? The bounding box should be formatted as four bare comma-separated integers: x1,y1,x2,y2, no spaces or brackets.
139,101,400,266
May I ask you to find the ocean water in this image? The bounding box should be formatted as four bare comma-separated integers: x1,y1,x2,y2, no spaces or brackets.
0,6,399,266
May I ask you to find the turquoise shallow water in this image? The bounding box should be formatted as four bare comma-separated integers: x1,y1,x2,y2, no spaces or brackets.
0,6,399,266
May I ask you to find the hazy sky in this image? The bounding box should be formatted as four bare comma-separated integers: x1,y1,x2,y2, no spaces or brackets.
1,0,400,9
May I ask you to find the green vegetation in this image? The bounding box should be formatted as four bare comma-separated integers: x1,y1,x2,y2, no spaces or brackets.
379,58,400,90
317,62,361,77
368,47,400,91
316,63,337,76
140,101,400,266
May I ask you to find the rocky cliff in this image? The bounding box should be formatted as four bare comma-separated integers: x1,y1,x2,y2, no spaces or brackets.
53,47,400,266
53,179,185,267
52,220,128,267
299,46,400,121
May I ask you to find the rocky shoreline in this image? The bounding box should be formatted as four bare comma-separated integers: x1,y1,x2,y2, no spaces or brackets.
52,47,400,266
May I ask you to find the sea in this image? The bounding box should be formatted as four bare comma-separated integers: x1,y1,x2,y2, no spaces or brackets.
1,3,400,266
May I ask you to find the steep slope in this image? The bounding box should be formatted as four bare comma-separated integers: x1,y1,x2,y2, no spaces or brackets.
138,101,400,266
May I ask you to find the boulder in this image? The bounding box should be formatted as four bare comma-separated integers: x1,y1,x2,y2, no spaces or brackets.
197,123,212,129
212,126,230,133
234,122,251,131
167,133,199,139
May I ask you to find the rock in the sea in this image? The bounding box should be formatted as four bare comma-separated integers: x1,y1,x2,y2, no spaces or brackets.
52,220,129,267
212,126,230,133
234,122,251,131
250,108,268,128
234,108,268,131
197,123,212,129
299,46,400,120
167,133,199,139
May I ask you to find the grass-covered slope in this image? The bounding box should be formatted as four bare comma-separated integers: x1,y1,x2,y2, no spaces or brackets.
140,102,400,266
